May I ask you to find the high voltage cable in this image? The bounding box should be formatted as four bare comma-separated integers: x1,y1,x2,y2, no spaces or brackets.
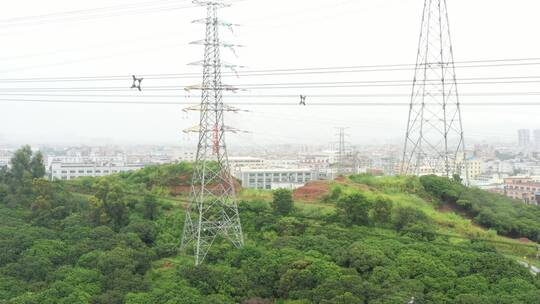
0,5,199,30
0,0,248,29
2,91,540,97
0,1,198,28
0,0,190,24
4,77,540,89
2,57,540,82
2,98,540,106
5,92,540,98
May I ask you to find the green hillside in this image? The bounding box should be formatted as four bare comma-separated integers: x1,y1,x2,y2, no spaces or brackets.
0,147,539,304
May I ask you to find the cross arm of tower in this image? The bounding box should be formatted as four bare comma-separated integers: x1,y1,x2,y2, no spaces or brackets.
192,18,239,27
190,40,243,48
188,60,245,69
182,104,248,113
182,125,249,133
184,84,242,92
192,0,232,8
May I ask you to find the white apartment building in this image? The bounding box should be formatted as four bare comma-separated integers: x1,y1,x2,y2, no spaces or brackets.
462,158,483,180
469,173,508,190
229,157,265,170
236,167,315,190
175,151,197,162
49,161,145,180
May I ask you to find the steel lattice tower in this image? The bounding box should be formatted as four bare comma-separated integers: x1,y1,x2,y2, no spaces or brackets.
401,0,467,180
336,127,347,176
181,0,244,265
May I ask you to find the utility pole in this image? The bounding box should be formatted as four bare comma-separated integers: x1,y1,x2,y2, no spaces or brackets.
401,0,468,183
181,0,244,266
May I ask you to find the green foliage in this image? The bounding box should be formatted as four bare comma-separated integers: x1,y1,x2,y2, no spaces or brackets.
272,189,294,216
88,179,130,230
391,206,429,231
420,175,540,242
0,159,539,304
336,193,372,226
370,196,393,224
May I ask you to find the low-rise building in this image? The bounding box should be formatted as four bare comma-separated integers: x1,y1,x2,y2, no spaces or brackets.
228,156,265,170
49,161,145,180
236,167,315,190
503,177,540,205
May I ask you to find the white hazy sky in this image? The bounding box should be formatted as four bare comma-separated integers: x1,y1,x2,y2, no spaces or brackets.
1,0,540,147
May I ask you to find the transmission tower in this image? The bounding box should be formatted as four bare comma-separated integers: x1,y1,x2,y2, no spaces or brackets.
336,127,347,176
401,0,467,181
181,0,244,266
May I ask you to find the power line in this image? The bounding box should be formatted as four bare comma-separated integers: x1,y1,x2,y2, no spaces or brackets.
2,57,540,82
2,98,540,106
0,0,249,29
4,77,540,90
3,90,540,97
0,0,188,24
0,1,198,29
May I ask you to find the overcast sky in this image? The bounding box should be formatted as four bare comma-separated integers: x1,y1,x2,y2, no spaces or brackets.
1,0,540,147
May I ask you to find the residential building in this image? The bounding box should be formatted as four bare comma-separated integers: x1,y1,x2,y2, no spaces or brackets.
463,158,483,180
503,177,540,205
518,129,531,147
535,129,540,148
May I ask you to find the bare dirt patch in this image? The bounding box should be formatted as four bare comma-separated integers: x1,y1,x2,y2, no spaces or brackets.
161,261,173,269
294,181,331,202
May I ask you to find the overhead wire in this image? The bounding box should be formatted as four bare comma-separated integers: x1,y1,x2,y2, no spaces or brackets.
2,98,540,107
0,0,198,29
0,0,190,23
2,57,540,81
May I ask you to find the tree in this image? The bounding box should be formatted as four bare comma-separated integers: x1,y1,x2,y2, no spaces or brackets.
90,180,129,229
391,206,428,231
10,146,33,182
276,217,307,236
9,146,45,181
371,196,393,224
142,194,158,220
337,193,372,226
30,152,46,179
271,189,294,216
122,220,158,245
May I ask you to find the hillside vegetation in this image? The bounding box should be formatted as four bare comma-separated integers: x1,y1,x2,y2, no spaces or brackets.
0,147,539,304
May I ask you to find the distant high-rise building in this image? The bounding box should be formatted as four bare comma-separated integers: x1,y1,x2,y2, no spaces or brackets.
518,129,531,147
534,129,540,148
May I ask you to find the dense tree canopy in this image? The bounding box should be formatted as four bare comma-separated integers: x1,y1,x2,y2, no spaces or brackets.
0,149,538,303
419,175,540,242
